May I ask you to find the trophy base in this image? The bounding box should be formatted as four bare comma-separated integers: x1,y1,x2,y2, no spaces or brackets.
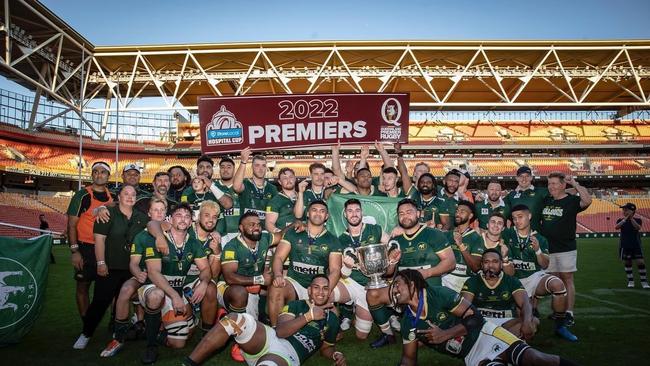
365,276,389,290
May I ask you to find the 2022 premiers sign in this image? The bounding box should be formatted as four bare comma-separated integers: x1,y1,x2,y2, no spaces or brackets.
199,93,409,154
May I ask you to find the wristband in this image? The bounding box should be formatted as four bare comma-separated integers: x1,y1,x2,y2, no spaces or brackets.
332,351,343,361
253,275,265,285
97,260,106,266
535,249,543,255
341,265,352,277
70,244,79,250
210,184,225,199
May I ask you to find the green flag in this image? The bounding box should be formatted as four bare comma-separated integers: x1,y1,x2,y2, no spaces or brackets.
0,235,52,346
326,193,401,236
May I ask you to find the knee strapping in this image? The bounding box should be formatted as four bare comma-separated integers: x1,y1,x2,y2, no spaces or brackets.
332,286,342,303
219,312,257,344
508,341,531,366
544,277,567,297
355,317,373,334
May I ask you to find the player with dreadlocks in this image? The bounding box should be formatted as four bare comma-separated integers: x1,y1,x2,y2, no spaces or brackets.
390,269,578,366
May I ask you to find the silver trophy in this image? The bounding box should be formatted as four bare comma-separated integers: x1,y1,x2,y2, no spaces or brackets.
345,242,399,289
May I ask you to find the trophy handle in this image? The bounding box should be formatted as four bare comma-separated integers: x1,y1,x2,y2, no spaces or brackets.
387,240,400,266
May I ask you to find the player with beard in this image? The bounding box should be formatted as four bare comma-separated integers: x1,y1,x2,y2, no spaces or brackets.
135,172,177,215
268,200,342,326
234,147,278,227
330,142,372,195
111,163,151,204
100,198,168,357
462,249,538,341
412,162,430,187
266,167,299,233
182,275,345,366
504,205,577,342
138,203,213,363
442,200,485,293
504,166,549,232
168,165,192,203
335,198,391,340
393,270,577,366
181,155,233,214
475,181,508,231
409,173,441,228
437,170,462,230
212,157,242,245
366,199,455,348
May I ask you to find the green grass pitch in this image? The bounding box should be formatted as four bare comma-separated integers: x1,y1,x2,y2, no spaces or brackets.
3,238,650,365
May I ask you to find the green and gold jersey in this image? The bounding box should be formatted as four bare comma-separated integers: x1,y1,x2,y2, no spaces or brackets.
214,180,240,235
281,300,340,363
185,224,217,283
221,231,274,278
130,229,154,271
338,223,384,286
282,228,342,288
474,199,508,230
394,225,451,287
462,272,525,319
239,178,278,225
409,190,442,225
144,232,206,291
436,189,460,228
446,228,485,277
372,186,411,198
502,228,549,279
400,285,480,358
266,192,297,229
504,186,549,232
540,194,583,254
180,187,218,213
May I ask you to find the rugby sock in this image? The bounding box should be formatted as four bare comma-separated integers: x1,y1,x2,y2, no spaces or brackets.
258,295,268,323
625,265,634,282
369,304,393,335
553,312,567,329
638,264,647,282
340,303,354,320
226,303,246,313
182,356,200,366
200,321,214,335
144,311,162,347
113,318,131,343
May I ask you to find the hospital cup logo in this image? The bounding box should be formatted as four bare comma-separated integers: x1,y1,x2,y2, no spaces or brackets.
345,242,399,289
205,105,244,146
381,98,402,126
0,257,38,330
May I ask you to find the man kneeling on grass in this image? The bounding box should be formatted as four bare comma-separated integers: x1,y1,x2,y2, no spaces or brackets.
183,275,346,366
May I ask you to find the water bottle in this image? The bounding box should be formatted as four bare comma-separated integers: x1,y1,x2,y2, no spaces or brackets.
183,287,201,314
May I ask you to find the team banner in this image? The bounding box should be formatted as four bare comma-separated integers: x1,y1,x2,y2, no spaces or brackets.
326,193,400,237
0,235,52,346
199,93,409,154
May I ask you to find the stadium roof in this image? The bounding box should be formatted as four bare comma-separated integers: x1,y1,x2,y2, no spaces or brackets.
1,0,650,115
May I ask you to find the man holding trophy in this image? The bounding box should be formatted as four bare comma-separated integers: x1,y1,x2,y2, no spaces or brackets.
364,198,456,348
335,198,391,340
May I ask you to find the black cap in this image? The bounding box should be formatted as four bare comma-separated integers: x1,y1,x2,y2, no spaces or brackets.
516,166,532,176
620,203,636,211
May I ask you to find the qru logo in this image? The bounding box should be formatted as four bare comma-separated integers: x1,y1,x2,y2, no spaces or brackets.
0,257,38,330
380,98,402,126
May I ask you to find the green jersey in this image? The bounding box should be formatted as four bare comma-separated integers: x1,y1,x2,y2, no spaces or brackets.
462,272,525,319
372,186,411,198
436,188,461,228
180,186,218,214
409,190,442,225
501,228,549,279
130,229,155,271
504,186,549,232
282,228,342,288
239,178,278,225
474,199,508,230
214,180,241,234
185,224,218,284
400,285,481,359
540,194,584,253
266,192,297,229
446,228,485,277
280,300,340,363
394,225,451,287
144,232,206,291
221,232,275,277
338,223,384,286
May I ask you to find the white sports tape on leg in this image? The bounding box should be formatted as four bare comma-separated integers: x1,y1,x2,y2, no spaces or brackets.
219,313,257,344
355,317,373,334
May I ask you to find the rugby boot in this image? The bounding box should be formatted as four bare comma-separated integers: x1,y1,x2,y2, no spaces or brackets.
230,343,245,362
370,333,395,349
141,345,158,364
555,326,578,342
100,339,124,357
